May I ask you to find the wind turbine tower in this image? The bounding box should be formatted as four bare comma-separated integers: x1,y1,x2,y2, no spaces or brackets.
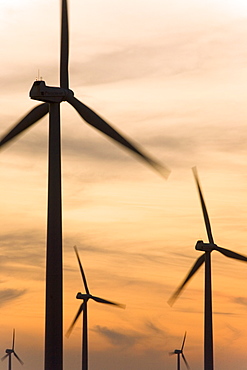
1,1,169,369
1,330,24,370
169,332,190,370
66,246,125,370
168,167,247,370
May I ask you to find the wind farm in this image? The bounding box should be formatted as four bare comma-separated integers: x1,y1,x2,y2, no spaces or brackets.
1,0,247,369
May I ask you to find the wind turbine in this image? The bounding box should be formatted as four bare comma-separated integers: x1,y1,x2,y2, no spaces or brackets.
169,332,190,370
168,167,247,370
1,329,24,370
66,246,125,370
0,1,169,369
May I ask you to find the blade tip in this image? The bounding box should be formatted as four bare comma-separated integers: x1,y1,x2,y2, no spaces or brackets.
154,163,171,179
167,298,175,307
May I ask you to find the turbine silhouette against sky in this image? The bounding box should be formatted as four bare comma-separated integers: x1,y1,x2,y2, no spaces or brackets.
169,332,190,370
1,329,24,370
0,1,169,369
66,246,125,370
168,167,247,370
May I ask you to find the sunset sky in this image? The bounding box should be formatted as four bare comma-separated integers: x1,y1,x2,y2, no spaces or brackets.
1,0,247,369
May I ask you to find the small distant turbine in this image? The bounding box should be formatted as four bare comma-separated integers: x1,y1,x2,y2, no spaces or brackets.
66,246,125,370
168,167,247,370
1,329,24,370
169,332,190,370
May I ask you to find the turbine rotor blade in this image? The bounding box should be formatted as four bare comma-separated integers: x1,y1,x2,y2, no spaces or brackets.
169,352,175,356
192,167,214,244
67,95,170,179
12,329,15,350
0,103,49,148
74,246,90,294
181,331,187,351
168,254,205,306
66,302,85,338
60,0,69,89
91,295,125,309
214,245,247,262
182,353,190,369
1,354,8,361
13,352,24,365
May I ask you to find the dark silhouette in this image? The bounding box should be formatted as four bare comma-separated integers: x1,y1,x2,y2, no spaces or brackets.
1,329,24,370
169,332,190,370
168,167,247,370
0,1,169,369
66,246,125,370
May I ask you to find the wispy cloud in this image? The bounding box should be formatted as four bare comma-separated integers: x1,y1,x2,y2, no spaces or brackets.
92,325,139,348
0,289,26,308
225,323,242,341
214,311,235,316
145,320,167,336
69,18,247,87
1,230,45,262
233,297,247,307
1,230,45,280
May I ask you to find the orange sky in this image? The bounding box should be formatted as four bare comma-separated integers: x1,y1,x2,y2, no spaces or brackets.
1,0,247,369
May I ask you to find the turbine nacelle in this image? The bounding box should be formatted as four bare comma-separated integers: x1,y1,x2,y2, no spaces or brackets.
174,349,182,354
76,292,90,300
6,349,13,354
195,240,217,252
29,80,74,103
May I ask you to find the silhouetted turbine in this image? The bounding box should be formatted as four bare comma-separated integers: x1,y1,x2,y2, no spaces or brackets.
169,332,190,370
66,246,125,370
0,1,170,369
168,167,247,370
1,329,24,370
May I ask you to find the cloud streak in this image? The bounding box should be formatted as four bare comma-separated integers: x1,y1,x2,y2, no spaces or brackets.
70,18,247,86
0,230,45,281
93,325,139,348
0,289,27,308
233,297,247,307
